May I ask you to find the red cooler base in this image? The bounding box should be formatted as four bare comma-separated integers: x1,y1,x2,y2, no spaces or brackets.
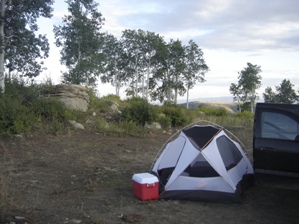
132,173,159,200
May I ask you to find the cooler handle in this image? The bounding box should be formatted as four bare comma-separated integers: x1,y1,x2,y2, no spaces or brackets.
147,183,156,188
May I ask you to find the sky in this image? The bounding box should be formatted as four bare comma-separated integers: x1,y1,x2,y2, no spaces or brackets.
37,0,299,102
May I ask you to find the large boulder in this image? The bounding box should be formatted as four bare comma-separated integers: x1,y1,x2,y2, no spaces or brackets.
50,84,89,112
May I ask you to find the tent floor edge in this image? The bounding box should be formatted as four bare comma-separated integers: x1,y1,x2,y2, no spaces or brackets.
159,189,241,203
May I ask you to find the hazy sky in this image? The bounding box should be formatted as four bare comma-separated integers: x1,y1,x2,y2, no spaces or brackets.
37,0,299,102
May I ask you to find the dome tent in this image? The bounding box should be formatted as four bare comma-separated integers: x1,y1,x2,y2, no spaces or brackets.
151,121,254,202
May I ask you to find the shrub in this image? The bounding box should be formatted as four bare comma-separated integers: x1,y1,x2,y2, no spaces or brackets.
5,77,40,106
31,98,72,134
0,95,37,135
0,78,43,135
121,97,158,126
197,106,228,116
101,94,122,105
161,102,190,127
234,111,254,119
157,114,172,129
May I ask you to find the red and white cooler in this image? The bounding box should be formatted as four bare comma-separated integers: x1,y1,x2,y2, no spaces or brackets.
132,172,159,200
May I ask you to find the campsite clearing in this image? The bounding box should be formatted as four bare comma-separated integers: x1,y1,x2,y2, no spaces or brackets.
1,129,299,223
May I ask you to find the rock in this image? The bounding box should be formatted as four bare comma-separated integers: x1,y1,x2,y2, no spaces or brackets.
64,219,82,224
145,122,162,130
104,122,110,129
50,84,89,112
120,214,145,223
15,216,25,220
107,100,121,114
69,120,85,130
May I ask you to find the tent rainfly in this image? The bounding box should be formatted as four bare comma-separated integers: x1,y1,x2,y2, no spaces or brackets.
151,124,254,202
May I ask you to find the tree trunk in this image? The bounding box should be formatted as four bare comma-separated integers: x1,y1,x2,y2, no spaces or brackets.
146,59,150,100
186,85,189,109
135,56,138,97
0,0,6,93
237,96,241,112
114,61,119,96
250,87,254,113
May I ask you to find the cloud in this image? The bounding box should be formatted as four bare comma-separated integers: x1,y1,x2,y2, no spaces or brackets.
100,0,299,52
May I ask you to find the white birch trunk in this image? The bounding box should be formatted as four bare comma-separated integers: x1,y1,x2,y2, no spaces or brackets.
0,0,6,93
186,86,190,109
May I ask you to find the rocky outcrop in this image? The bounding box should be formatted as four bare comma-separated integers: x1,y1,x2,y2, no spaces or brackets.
50,84,89,112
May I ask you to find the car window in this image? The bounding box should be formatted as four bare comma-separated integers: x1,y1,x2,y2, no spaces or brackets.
261,112,299,140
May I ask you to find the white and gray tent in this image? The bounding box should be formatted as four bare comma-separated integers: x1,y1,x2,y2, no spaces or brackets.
151,122,254,202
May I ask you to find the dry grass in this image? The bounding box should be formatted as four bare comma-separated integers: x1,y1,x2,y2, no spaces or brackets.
0,117,298,223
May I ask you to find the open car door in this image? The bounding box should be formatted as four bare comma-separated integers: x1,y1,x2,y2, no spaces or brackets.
254,103,299,175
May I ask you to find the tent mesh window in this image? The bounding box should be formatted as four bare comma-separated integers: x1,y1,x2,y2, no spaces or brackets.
183,126,219,149
216,136,243,170
184,153,219,177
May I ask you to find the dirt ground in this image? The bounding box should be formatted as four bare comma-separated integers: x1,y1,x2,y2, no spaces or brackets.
1,129,299,224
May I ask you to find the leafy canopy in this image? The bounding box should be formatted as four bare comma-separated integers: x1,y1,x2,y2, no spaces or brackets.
3,0,54,77
263,79,298,103
53,0,105,86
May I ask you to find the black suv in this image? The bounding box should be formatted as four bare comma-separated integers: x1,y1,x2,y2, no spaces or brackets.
253,103,299,176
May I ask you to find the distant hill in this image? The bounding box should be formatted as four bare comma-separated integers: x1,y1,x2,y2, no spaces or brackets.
180,101,238,113
178,96,234,104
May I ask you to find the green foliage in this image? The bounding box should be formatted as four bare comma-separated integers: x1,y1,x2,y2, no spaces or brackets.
197,106,228,116
161,102,189,127
88,89,109,112
0,79,75,135
0,95,37,135
5,77,40,106
53,0,105,86
101,94,122,105
0,79,41,135
3,0,54,79
121,97,158,126
157,115,172,129
31,98,72,134
230,63,262,112
233,111,254,119
38,81,55,96
263,79,298,103
91,117,108,132
32,98,69,122
241,102,251,112
101,29,208,104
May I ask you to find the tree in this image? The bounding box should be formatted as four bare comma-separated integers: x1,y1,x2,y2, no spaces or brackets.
229,83,242,112
184,40,208,108
150,38,208,104
139,30,164,100
0,0,54,93
151,39,186,103
263,87,277,103
101,33,130,96
169,39,186,104
230,63,262,112
120,29,144,97
53,0,105,86
263,79,298,103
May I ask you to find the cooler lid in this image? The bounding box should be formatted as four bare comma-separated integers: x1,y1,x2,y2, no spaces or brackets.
132,172,158,184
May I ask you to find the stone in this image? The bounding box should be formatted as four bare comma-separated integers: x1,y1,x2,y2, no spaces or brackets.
69,120,85,130
50,84,89,112
107,100,121,114
145,122,162,130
